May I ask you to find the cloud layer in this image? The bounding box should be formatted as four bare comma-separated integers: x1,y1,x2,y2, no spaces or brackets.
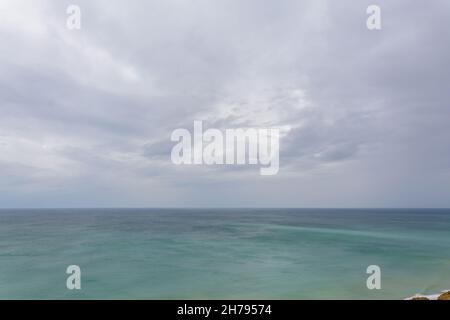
0,0,449,207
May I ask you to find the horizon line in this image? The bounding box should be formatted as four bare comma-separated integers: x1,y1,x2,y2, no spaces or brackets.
1,207,450,210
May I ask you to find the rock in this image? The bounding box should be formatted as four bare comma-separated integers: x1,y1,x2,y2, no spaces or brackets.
437,291,450,300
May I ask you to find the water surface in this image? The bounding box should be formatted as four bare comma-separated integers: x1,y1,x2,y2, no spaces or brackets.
0,208,449,299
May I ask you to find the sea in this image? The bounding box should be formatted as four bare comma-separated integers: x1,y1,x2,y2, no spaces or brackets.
0,208,449,299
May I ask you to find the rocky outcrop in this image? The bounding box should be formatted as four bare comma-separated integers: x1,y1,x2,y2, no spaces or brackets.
437,291,450,300
406,290,450,300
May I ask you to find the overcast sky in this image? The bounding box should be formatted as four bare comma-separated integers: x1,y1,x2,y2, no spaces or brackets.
0,0,449,208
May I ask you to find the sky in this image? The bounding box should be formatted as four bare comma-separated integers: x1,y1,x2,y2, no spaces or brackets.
0,0,449,208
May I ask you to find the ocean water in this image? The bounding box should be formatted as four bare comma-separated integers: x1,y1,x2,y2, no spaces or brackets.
0,208,449,300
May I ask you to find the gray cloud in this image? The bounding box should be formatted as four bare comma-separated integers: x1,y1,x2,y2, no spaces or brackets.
0,0,449,207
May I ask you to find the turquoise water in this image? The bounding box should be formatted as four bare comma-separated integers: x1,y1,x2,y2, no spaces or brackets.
0,208,449,299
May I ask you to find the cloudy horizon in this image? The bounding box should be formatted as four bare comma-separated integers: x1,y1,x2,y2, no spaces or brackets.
1,0,449,208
